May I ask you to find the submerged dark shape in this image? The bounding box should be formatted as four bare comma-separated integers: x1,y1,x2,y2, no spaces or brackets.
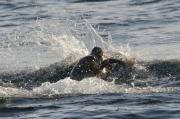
0,55,77,89
129,60,180,87
146,60,180,78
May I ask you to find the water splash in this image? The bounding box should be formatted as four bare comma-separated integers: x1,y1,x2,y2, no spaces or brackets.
0,19,179,98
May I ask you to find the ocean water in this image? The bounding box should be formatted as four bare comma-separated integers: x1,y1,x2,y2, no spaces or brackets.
0,0,180,119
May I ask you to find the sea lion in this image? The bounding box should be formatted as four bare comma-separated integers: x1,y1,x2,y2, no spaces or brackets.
70,46,130,81
100,58,127,82
70,47,104,81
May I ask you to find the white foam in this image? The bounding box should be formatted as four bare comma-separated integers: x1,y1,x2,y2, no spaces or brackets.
32,77,180,96
0,78,179,98
0,86,33,98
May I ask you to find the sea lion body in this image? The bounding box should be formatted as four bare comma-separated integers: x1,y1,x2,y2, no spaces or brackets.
70,55,101,81
70,47,103,81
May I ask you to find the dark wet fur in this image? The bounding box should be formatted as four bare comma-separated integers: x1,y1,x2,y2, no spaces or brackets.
70,47,103,81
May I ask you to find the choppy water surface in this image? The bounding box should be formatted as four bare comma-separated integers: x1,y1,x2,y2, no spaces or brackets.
0,0,180,119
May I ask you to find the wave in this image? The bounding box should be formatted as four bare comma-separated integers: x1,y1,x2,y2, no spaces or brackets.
69,0,113,3
0,55,180,96
0,76,179,98
128,0,163,6
0,19,180,98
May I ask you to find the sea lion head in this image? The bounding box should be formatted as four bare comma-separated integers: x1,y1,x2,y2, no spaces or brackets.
91,47,103,65
91,47,103,57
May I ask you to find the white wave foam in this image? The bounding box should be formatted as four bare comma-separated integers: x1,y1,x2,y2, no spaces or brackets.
0,78,179,98
33,77,116,95
32,77,180,96
0,86,33,98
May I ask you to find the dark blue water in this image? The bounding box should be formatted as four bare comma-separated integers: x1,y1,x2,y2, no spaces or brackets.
1,93,180,119
0,0,180,118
